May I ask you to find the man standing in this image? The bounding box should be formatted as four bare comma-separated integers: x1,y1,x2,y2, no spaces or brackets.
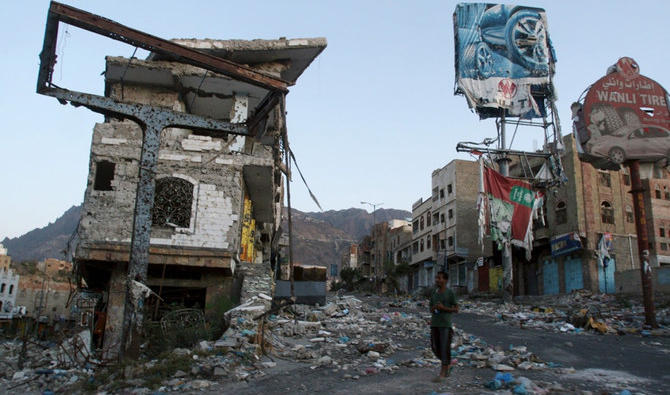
429,271,458,382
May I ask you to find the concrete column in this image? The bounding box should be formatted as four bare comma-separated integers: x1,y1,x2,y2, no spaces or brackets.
103,262,127,360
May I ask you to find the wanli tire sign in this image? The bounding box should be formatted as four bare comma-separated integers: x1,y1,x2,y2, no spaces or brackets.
574,57,670,168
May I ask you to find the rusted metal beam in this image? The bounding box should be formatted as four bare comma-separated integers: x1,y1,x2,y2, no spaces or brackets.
43,87,249,135
42,1,290,93
248,91,282,137
628,160,658,328
36,9,59,93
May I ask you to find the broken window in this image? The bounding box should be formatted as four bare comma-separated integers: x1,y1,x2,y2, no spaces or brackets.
662,243,668,251
626,205,634,223
440,189,445,199
447,184,453,194
93,160,115,191
622,168,630,186
601,201,614,224
152,177,194,228
599,171,611,188
555,201,567,225
655,185,662,199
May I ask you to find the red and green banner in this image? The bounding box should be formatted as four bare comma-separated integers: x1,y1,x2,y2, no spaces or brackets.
483,166,535,246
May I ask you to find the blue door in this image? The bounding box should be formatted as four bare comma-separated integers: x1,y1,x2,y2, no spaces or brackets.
564,257,584,293
598,258,616,293
543,259,559,295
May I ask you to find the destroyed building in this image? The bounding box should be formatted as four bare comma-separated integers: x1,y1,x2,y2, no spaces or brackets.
72,38,326,355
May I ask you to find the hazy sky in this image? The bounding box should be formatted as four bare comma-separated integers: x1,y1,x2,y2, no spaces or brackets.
1,0,669,239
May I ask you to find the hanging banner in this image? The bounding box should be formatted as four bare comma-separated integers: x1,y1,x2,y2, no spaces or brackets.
575,57,670,168
483,166,536,252
453,3,556,119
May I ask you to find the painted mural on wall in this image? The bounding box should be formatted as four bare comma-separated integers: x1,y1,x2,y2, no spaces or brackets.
574,57,670,168
453,3,556,118
240,194,256,263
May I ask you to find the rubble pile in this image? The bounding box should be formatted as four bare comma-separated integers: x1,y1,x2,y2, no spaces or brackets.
190,294,551,385
0,332,97,393
462,291,670,336
0,294,558,393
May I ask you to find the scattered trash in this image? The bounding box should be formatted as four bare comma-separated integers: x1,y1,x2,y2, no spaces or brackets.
461,290,669,337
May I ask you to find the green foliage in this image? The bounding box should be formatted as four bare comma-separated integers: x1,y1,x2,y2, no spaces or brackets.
330,280,346,292
340,267,360,289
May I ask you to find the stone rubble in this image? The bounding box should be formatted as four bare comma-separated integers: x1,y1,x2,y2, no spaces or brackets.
461,290,670,337
5,291,659,392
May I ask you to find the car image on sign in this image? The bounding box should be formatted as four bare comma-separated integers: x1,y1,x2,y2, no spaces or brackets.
587,125,670,164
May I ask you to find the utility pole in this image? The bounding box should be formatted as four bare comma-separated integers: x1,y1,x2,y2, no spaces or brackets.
498,112,513,304
628,160,658,327
361,201,383,291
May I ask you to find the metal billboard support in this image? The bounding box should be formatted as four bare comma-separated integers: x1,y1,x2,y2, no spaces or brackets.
497,112,513,303
628,160,658,328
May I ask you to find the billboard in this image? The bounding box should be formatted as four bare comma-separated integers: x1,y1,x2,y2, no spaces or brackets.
575,57,670,167
454,3,556,119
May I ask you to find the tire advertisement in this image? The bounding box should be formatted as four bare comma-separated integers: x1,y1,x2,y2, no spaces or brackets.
453,3,556,119
574,57,670,168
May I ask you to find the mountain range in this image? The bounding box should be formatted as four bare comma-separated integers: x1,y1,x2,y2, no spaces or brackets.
2,205,410,267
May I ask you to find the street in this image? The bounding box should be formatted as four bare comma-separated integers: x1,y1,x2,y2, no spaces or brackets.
209,294,670,395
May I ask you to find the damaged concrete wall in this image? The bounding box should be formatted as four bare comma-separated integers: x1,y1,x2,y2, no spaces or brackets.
77,119,267,253
78,92,276,256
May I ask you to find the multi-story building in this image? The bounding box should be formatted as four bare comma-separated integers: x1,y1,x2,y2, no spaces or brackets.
643,174,670,267
390,223,413,266
509,134,642,296
432,160,492,292
408,160,493,293
0,245,19,317
71,38,325,356
410,197,434,290
14,259,74,321
366,219,411,290
389,222,412,292
344,244,359,270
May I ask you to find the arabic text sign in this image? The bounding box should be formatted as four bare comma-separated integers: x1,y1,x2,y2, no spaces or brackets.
577,57,670,166
453,3,555,118
550,232,582,257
